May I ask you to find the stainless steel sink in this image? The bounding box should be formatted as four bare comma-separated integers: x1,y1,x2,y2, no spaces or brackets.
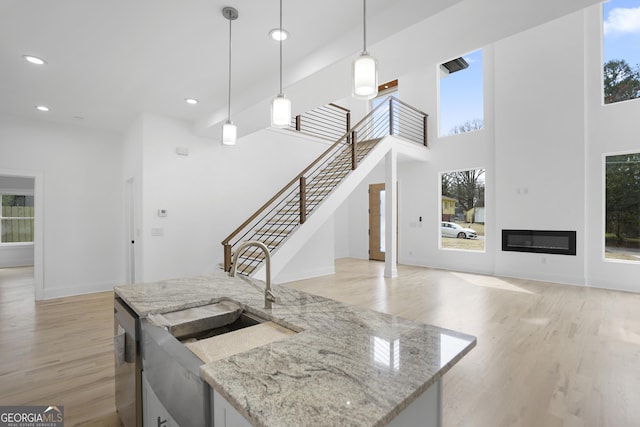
146,300,265,341
141,303,270,427
179,311,264,341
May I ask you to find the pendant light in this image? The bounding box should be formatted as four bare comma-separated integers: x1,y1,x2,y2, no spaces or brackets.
352,0,378,99
270,0,291,128
222,6,239,145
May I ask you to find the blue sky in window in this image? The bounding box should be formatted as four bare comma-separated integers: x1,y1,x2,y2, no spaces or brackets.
439,49,483,136
603,0,640,66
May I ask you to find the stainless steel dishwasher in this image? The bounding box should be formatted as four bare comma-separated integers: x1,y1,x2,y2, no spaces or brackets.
114,297,142,427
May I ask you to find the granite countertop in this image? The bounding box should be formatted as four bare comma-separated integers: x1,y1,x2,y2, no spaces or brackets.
115,270,476,427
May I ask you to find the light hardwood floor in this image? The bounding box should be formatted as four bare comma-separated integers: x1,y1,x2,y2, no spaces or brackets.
0,267,119,426
1,260,639,426
286,260,640,427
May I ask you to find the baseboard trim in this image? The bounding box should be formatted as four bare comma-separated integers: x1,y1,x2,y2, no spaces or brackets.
275,265,335,284
43,280,116,300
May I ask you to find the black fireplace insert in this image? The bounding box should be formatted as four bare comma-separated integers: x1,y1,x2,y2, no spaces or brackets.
501,229,576,255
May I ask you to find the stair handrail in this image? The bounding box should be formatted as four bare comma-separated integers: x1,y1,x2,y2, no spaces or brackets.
221,96,428,271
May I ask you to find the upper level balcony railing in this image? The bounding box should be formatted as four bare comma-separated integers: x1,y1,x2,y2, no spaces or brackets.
291,103,351,142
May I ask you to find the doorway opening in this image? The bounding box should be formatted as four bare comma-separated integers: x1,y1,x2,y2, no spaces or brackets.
0,170,43,300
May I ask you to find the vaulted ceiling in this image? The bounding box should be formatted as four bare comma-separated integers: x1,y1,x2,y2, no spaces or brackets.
0,0,601,137
0,0,457,133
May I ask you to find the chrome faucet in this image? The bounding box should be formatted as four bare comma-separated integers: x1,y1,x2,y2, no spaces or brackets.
229,240,276,309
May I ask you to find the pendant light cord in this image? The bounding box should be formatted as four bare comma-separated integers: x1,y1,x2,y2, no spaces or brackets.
227,12,232,122
362,0,367,54
279,0,283,96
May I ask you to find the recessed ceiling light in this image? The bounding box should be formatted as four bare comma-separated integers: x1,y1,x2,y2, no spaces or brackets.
23,55,47,65
35,105,50,112
185,98,199,105
269,28,289,41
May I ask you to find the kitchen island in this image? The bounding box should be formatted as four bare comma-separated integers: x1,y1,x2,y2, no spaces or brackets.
115,270,475,427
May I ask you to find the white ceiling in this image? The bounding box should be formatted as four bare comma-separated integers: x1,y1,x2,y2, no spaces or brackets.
0,0,455,134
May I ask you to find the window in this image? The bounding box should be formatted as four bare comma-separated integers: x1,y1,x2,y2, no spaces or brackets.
1,194,35,243
605,152,640,262
439,49,484,136
440,168,485,251
603,0,640,104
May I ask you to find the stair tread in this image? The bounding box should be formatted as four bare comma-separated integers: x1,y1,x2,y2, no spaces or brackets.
232,262,257,275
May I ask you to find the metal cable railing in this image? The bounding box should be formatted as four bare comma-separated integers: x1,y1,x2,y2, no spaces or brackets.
291,103,351,141
222,97,428,275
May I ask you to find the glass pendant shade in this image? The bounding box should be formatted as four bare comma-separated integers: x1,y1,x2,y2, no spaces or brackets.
222,120,237,145
271,94,291,128
353,53,378,99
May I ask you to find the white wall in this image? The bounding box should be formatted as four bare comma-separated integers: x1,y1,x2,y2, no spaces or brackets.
334,200,350,259
339,5,640,292
492,12,587,285
0,114,124,298
127,114,330,283
276,217,336,284
0,245,33,268
0,176,34,190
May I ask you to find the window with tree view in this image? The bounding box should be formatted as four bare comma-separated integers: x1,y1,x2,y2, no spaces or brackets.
440,168,485,251
1,194,35,243
439,49,483,136
605,153,640,262
603,0,640,104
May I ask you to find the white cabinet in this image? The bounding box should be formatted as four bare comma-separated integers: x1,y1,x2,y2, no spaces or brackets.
142,372,180,427
211,389,252,427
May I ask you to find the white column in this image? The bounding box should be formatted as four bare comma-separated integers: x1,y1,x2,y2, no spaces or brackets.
384,147,398,278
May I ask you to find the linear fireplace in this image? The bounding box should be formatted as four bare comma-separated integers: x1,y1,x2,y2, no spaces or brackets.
502,229,576,255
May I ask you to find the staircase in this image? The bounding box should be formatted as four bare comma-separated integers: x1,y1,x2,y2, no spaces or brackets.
222,97,429,277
